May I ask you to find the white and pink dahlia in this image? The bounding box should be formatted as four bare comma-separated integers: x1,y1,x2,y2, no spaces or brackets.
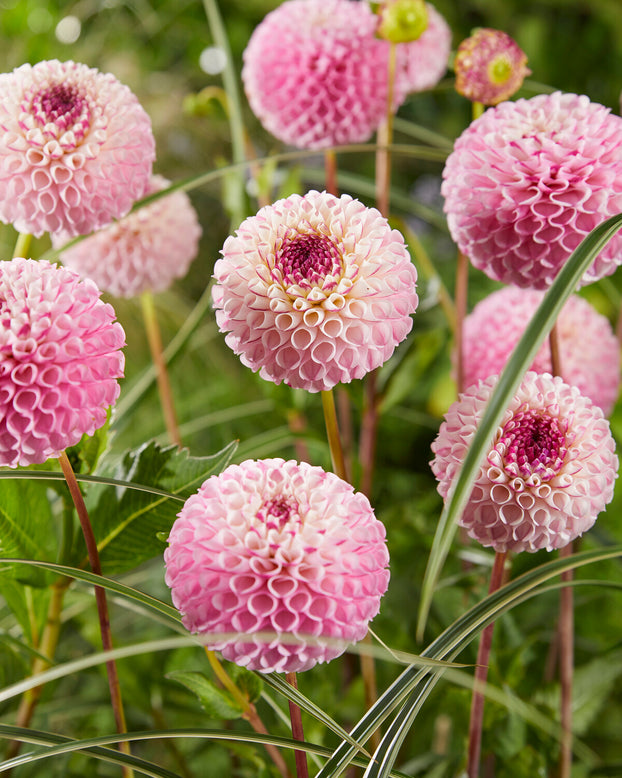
442,92,622,289
395,3,452,94
462,288,620,416
164,458,389,673
242,0,410,150
212,190,418,392
0,59,155,238
0,257,125,467
431,372,618,553
54,175,202,298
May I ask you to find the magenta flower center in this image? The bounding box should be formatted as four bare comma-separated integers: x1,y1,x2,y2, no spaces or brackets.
257,496,301,531
498,408,567,480
26,83,91,141
276,234,343,288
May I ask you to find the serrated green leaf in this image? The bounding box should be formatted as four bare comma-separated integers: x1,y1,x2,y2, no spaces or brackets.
166,670,245,719
229,663,263,704
86,439,237,574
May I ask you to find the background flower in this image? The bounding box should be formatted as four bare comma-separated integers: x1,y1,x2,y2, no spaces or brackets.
54,175,202,298
395,3,452,93
0,257,125,467
431,371,618,553
212,190,418,392
454,27,530,105
461,287,620,415
242,0,409,150
0,59,155,237
164,458,389,673
442,92,622,289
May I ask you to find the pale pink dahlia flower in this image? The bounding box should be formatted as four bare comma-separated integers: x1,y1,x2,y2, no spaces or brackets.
461,288,620,416
431,372,618,553
53,176,202,298
0,59,155,238
442,92,622,289
454,28,530,106
164,458,389,673
395,3,452,93
212,190,418,392
0,257,125,467
242,0,409,150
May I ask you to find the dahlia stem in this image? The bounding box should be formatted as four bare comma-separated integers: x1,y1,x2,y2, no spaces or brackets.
12,231,32,259
549,321,574,778
359,368,379,498
375,41,397,218
140,290,182,447
285,671,309,778
4,578,70,769
58,450,133,777
321,389,347,481
454,250,469,395
324,150,338,196
466,550,508,778
204,648,291,778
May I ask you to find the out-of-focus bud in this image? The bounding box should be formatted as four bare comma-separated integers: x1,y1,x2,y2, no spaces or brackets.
377,0,428,44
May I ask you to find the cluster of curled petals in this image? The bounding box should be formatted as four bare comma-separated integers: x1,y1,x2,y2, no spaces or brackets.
164,458,390,673
211,190,418,392
242,0,410,150
54,175,202,298
462,287,620,416
442,92,622,289
454,27,530,105
0,59,155,238
0,258,125,467
395,3,452,93
431,372,618,554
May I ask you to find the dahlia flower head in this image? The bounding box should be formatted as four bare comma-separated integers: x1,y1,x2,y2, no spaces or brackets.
461,287,620,416
53,175,202,298
454,28,530,106
164,458,390,673
0,257,125,467
442,92,622,289
431,371,618,553
212,190,418,392
0,59,155,238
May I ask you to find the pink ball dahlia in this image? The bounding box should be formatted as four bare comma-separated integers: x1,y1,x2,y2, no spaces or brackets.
461,287,620,416
242,0,409,150
53,175,202,298
431,371,618,553
395,3,452,93
0,257,125,467
442,92,622,289
0,59,155,238
164,458,389,673
212,190,418,392
454,28,530,106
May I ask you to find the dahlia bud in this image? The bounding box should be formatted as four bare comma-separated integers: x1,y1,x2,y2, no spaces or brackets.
454,27,530,105
377,0,428,44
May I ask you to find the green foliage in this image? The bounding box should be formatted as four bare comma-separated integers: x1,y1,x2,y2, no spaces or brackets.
167,671,247,719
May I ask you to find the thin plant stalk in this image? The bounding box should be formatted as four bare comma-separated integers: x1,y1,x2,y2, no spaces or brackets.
204,648,291,778
321,389,347,481
57,450,133,777
286,671,309,778
466,550,509,777
454,250,469,395
140,290,182,447
12,231,32,259
550,322,574,778
324,149,338,196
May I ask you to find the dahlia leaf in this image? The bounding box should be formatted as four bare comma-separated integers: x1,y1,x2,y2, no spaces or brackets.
229,664,263,704
84,439,238,574
417,211,622,639
166,671,246,719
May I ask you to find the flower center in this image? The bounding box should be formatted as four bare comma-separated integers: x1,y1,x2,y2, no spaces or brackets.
488,54,512,85
257,496,300,531
28,83,91,142
498,408,567,481
275,234,343,289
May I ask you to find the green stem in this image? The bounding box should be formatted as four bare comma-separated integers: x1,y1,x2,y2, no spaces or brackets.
454,251,469,395
324,150,338,196
12,232,32,259
375,41,397,218
320,389,347,481
57,451,133,778
140,291,182,447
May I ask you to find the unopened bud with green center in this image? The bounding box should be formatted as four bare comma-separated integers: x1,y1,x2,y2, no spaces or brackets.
377,0,428,44
454,28,531,106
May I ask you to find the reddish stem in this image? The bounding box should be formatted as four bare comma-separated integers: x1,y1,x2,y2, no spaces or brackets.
285,672,309,778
